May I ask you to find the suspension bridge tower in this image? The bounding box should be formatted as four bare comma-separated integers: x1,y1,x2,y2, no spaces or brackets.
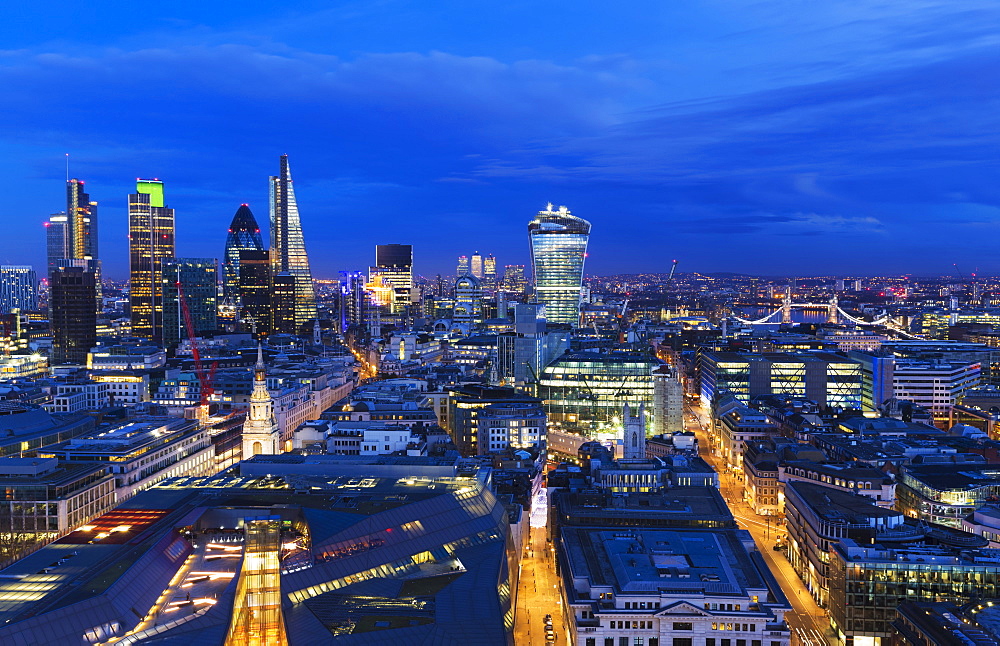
827,294,839,324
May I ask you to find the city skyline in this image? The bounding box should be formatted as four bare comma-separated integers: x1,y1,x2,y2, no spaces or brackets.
0,1,997,278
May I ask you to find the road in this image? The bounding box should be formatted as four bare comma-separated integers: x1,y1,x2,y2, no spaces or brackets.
513,521,568,646
685,399,836,646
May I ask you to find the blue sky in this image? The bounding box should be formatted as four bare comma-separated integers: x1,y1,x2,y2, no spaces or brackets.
0,0,998,279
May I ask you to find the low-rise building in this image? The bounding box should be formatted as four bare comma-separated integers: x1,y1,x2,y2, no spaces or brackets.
562,528,792,646
90,371,150,405
478,401,546,451
829,540,1000,645
0,457,116,536
39,418,215,500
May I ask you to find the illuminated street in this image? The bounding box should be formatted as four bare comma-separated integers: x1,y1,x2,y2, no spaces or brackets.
514,487,568,645
685,398,835,646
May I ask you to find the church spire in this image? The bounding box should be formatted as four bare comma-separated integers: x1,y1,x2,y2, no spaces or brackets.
243,342,279,458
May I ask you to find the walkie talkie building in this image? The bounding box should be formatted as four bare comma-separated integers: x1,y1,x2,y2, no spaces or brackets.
528,203,591,326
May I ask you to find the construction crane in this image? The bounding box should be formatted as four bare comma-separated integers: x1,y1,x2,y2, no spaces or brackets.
667,259,679,283
176,280,218,418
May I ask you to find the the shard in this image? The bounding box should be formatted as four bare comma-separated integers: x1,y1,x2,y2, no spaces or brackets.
269,154,318,332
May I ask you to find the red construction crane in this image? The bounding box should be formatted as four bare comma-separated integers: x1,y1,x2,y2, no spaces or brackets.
176,280,217,412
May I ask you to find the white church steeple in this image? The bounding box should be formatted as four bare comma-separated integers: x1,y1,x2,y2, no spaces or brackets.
242,343,280,458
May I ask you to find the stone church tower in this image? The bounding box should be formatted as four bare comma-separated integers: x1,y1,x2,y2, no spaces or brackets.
242,344,280,458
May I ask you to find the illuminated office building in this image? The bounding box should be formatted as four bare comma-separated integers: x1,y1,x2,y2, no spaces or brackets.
161,258,218,347
528,203,590,326
538,351,662,434
483,254,497,290
370,244,413,314
339,270,368,332
128,179,175,342
456,254,469,277
470,251,484,279
44,213,68,275
271,272,297,335
0,266,37,314
270,154,317,332
501,264,526,295
222,204,264,304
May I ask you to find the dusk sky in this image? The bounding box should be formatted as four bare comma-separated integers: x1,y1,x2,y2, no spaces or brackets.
1,1,998,279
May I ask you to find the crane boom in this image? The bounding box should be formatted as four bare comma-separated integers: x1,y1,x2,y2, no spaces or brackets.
176,280,216,410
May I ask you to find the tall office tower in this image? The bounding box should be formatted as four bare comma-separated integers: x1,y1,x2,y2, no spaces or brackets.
483,254,497,290
237,250,272,335
50,267,96,365
128,179,176,342
453,275,484,325
470,251,484,279
269,154,317,333
502,264,527,294
66,179,101,307
339,270,367,332
528,204,591,326
161,258,218,347
66,179,98,261
222,204,264,304
371,244,413,314
0,266,38,314
242,345,279,458
271,273,297,335
457,255,469,277
44,213,69,275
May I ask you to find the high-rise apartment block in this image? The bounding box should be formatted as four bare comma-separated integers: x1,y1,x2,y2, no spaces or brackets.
222,204,263,305
128,179,175,342
50,267,97,365
269,154,317,333
528,203,590,326
0,266,37,314
161,258,218,347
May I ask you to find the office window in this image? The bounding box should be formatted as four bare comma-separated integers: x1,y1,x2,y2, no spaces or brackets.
586,640,595,646
673,623,693,631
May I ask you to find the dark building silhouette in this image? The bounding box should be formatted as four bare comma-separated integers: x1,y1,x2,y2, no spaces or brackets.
50,267,96,364
238,250,271,336
161,258,218,347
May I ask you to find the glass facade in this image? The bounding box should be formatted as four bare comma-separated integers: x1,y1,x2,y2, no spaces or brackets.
161,258,218,347
226,518,288,646
539,351,661,434
0,266,37,314
223,204,264,304
269,155,317,332
129,181,175,342
529,204,590,326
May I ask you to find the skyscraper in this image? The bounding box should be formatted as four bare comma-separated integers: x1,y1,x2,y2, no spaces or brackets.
528,204,591,326
470,251,484,279
128,179,176,342
222,204,264,304
0,266,38,314
50,267,96,365
484,254,497,290
66,179,98,262
161,258,218,347
44,213,68,276
237,250,272,336
502,264,527,295
370,244,413,314
457,255,469,277
269,155,317,333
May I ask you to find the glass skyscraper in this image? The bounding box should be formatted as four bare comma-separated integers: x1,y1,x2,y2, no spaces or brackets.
222,204,264,304
269,155,317,332
0,266,38,314
528,203,591,326
161,258,218,347
128,179,175,342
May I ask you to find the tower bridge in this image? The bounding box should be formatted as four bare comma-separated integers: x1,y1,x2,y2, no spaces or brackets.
728,296,921,338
